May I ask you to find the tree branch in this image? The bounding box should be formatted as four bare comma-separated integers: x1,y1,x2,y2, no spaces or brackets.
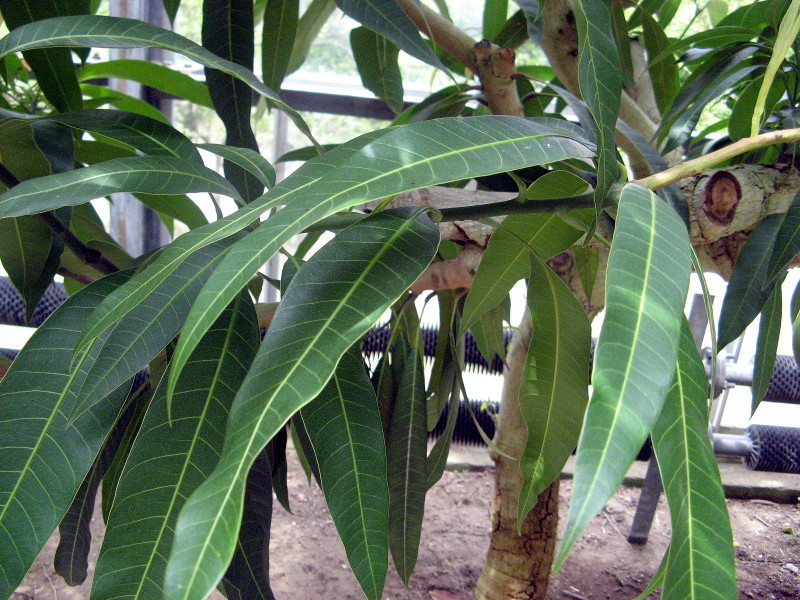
0,161,119,276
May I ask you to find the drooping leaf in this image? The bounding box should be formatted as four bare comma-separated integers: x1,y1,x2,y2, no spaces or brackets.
426,290,459,430
752,281,783,413
462,170,586,333
162,0,182,23
572,0,622,215
518,252,591,527
386,332,427,584
555,183,691,568
0,272,134,598
351,26,404,114
67,237,237,422
301,348,389,600
221,449,276,600
717,212,782,349
0,108,203,162
286,0,336,74
162,118,594,406
54,398,137,586
265,427,291,513
0,156,240,218
0,0,83,113
163,209,439,600
76,59,214,108
262,0,299,92
639,10,679,115
203,0,263,203
335,0,446,72
764,191,800,287
651,321,737,600
470,300,507,368
198,143,277,189
0,14,316,143
91,293,259,600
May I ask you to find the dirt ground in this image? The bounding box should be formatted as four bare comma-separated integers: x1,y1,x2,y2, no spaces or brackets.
14,450,800,600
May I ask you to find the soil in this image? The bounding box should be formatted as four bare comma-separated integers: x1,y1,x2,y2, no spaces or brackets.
14,450,800,600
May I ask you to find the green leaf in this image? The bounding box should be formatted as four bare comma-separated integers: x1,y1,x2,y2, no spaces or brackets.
633,548,668,599
91,293,260,600
265,427,291,513
470,300,507,367
301,348,389,600
573,0,622,215
729,75,785,141
163,209,439,600
80,82,171,123
483,0,509,40
221,450,276,600
0,108,203,162
462,207,582,334
335,0,446,72
492,9,529,48
717,212,782,349
426,290,459,430
262,0,299,92
518,252,591,527
163,0,182,23
198,142,277,189
203,0,263,203
163,117,594,408
555,183,691,569
639,10,678,115
54,398,136,586
0,0,83,113
752,281,783,413
67,238,237,422
0,156,240,218
750,0,800,136
351,26,404,114
386,333,427,584
286,0,336,74
764,191,800,287
135,193,209,230
0,14,316,144
651,321,737,600
0,272,133,598
76,59,214,107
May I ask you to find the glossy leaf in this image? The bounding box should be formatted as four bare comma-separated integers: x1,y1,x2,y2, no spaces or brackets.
68,238,236,422
651,321,737,600
556,183,691,568
0,156,240,218
0,0,83,113
518,252,591,527
199,142,277,189
203,0,263,203
262,0,298,92
573,0,622,214
764,191,800,287
0,272,133,598
91,293,260,600
336,0,445,72
163,209,439,600
462,171,585,334
0,108,203,162
752,281,783,413
301,348,389,600
0,15,316,143
221,450,276,600
717,212,782,349
351,26,404,114
163,117,594,407
386,334,427,584
76,59,214,107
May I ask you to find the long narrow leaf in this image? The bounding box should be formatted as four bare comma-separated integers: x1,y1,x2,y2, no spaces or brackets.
651,321,737,600
163,209,439,600
262,0,299,92
199,143,276,189
0,156,239,218
518,251,591,527
301,348,389,600
0,272,133,598
164,117,595,406
555,183,691,568
0,15,316,144
752,282,783,413
91,293,259,600
764,191,800,287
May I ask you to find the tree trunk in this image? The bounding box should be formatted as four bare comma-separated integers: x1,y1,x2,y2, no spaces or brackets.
475,315,558,600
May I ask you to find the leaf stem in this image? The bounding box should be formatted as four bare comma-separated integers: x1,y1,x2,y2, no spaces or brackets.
635,128,800,189
0,161,119,276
